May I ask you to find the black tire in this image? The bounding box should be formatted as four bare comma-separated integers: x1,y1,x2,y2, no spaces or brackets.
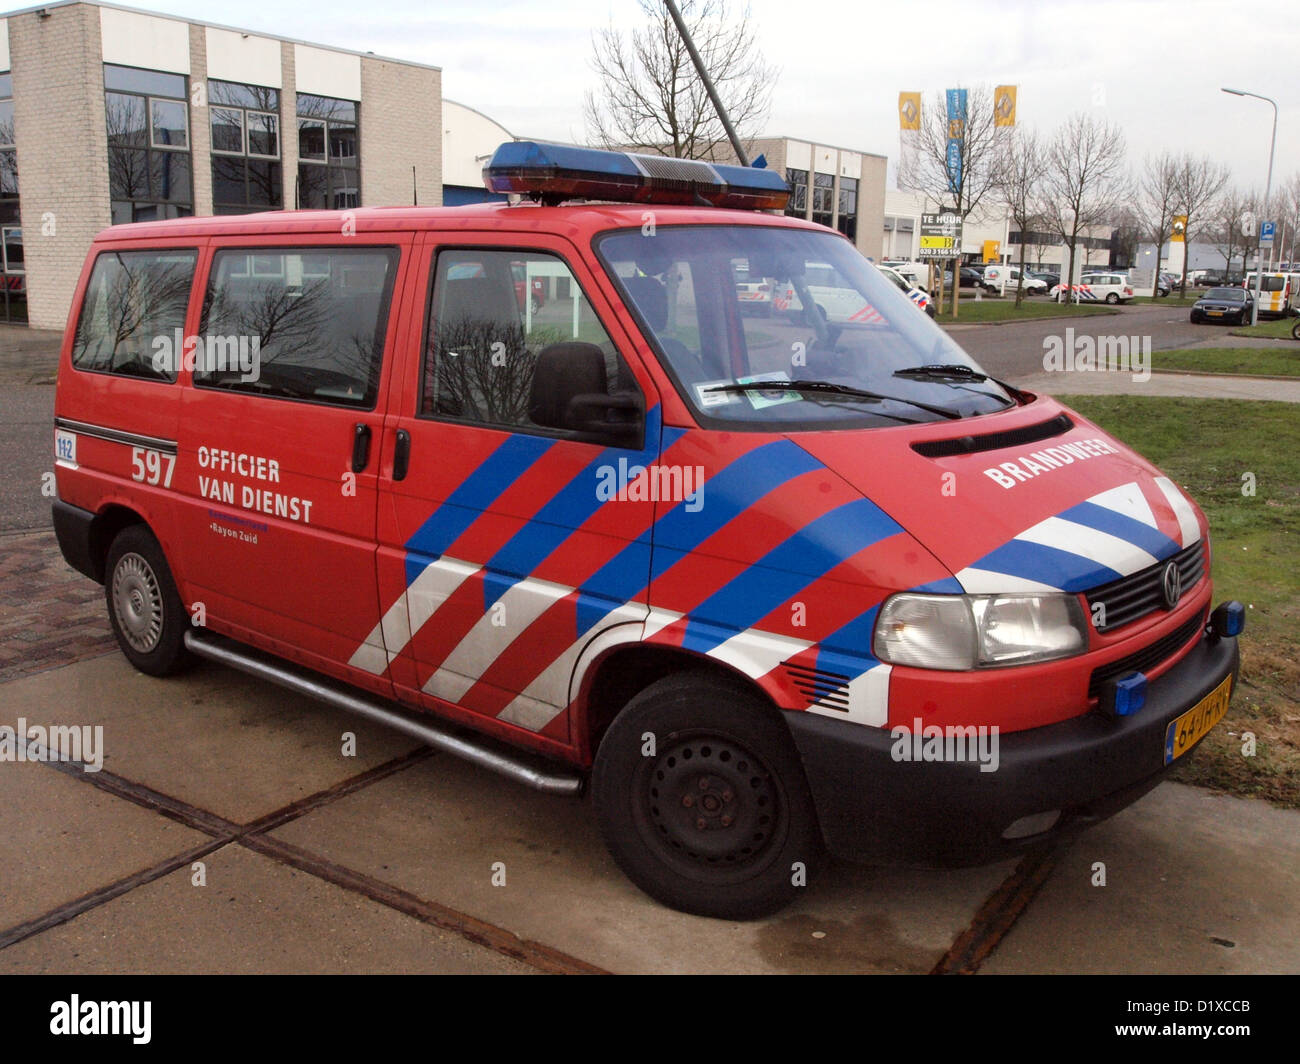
531,294,542,313
1292,319,1300,340
104,524,194,677
1105,292,1120,304
592,672,823,920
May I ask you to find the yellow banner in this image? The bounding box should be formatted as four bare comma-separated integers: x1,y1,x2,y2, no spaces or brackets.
994,85,1017,127
983,240,1001,263
899,92,921,131
1172,215,1187,242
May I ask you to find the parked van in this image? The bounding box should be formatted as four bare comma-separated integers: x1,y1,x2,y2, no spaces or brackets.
54,141,1242,920
1242,272,1296,318
980,264,1046,295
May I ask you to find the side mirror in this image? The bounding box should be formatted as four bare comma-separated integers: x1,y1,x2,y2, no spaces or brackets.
530,341,644,447
565,392,643,447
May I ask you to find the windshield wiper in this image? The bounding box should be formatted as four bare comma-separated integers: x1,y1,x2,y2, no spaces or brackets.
704,379,961,420
893,364,1024,401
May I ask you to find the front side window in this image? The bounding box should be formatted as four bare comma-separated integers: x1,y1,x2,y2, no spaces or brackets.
422,248,637,434
599,225,1013,430
71,249,196,380
209,81,282,214
197,246,397,407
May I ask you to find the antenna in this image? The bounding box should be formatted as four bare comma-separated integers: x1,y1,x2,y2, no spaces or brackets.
412,165,418,206
662,0,749,166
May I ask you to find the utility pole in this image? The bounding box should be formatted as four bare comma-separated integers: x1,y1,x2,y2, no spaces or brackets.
663,0,749,166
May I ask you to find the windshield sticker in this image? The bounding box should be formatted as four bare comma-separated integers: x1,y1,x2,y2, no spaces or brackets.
695,379,742,408
736,372,801,410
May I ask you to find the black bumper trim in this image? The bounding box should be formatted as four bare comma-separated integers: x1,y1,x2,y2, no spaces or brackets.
52,500,102,583
784,630,1241,866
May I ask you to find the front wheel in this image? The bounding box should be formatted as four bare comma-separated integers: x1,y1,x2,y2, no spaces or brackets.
1292,319,1300,340
592,673,824,920
104,524,194,677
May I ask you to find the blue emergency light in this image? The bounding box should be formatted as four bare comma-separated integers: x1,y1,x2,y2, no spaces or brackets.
1101,672,1147,718
482,140,789,211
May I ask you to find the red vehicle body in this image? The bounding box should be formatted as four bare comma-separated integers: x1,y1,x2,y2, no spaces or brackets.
52,145,1242,918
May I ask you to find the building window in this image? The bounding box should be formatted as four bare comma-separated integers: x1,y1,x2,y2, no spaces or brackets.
104,64,194,227
784,168,808,217
296,94,359,210
812,173,833,229
0,72,19,325
210,80,282,214
837,176,858,242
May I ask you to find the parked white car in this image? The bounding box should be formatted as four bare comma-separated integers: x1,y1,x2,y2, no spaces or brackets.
777,262,935,321
980,264,1047,294
1050,273,1135,304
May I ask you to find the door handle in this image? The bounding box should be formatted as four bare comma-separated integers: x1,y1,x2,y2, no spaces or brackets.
351,423,371,472
393,429,411,481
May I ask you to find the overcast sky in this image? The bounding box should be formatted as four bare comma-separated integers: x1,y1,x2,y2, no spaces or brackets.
133,0,1298,192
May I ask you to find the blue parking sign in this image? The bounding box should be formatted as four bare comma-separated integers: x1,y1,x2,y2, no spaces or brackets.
1260,220,1275,247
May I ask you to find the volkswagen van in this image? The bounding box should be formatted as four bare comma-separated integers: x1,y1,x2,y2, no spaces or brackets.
53,141,1243,919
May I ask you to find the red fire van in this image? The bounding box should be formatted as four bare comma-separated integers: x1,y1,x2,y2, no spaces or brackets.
53,141,1242,919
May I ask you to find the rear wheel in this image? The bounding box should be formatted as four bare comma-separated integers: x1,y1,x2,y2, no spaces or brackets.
1292,319,1300,340
1105,292,1120,304
592,673,823,920
104,524,194,677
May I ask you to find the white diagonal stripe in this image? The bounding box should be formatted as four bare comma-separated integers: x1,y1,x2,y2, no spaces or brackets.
954,567,1061,594
1154,476,1201,547
1086,481,1157,528
1017,515,1158,578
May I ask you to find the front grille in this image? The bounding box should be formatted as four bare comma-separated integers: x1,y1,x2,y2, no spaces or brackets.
1086,539,1205,632
781,662,850,711
1088,614,1204,698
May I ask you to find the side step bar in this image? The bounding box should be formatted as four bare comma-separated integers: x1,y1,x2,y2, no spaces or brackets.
184,630,584,796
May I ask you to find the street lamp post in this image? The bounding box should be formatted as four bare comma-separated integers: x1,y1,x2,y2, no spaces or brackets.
1222,87,1278,326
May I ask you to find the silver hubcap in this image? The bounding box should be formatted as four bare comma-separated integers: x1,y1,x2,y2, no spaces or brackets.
112,552,163,653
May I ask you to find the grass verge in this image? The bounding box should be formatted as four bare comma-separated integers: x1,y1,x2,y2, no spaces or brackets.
1151,346,1300,377
1229,317,1297,339
935,300,1117,323
1059,395,1300,808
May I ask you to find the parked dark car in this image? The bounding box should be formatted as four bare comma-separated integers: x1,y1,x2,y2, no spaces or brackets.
1027,270,1059,290
959,267,984,288
1190,287,1254,325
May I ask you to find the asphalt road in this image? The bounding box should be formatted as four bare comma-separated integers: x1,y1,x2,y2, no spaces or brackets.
943,301,1237,380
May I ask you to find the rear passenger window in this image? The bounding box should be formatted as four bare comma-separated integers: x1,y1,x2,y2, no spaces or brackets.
72,249,196,381
423,248,636,432
196,246,398,408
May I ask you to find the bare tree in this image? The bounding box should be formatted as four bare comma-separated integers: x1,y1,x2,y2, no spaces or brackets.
1173,153,1230,296
1042,113,1127,304
898,84,1007,314
1208,186,1253,280
994,126,1048,308
1275,172,1300,267
583,0,776,162
1137,152,1180,294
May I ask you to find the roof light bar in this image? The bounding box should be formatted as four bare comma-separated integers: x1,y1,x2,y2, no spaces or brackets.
483,140,789,211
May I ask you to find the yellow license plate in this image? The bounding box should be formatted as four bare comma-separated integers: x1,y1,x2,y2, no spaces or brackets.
1208,309,1223,316
1164,675,1232,764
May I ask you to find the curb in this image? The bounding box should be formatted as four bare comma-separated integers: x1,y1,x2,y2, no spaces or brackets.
1147,368,1300,383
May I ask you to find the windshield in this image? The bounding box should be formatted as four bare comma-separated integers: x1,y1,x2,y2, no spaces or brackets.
596,226,1012,428
1205,288,1245,301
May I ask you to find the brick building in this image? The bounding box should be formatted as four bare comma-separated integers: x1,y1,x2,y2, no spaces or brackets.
0,1,442,329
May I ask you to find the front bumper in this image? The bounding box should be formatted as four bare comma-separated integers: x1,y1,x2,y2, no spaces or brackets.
783,626,1240,866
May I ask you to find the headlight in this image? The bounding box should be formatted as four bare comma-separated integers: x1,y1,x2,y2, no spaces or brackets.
873,592,1089,670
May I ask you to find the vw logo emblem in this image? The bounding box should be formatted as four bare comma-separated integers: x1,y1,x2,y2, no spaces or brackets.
1161,561,1181,610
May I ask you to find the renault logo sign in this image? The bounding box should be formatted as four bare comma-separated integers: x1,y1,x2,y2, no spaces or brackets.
1161,561,1182,610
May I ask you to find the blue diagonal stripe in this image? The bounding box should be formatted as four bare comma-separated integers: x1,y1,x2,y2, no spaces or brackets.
577,440,823,634
404,434,555,584
680,498,903,655
969,538,1122,592
1057,500,1180,561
